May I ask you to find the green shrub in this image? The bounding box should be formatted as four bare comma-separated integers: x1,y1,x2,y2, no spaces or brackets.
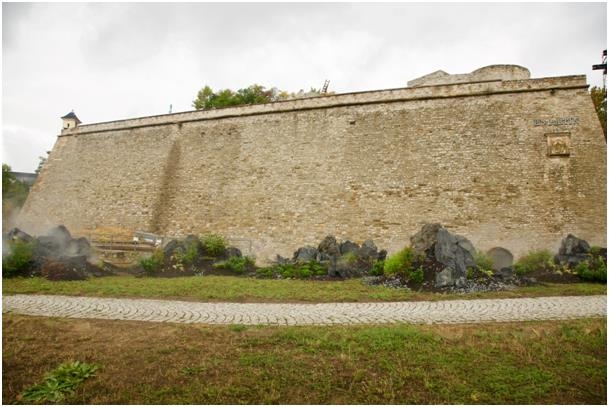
277,264,297,279
474,252,494,272
22,361,101,404
170,242,200,271
213,256,255,274
201,234,228,257
383,247,415,276
310,261,327,277
2,240,35,277
514,250,554,275
255,267,276,279
181,242,200,265
296,264,313,278
266,261,327,279
575,258,607,283
370,260,385,276
408,266,424,284
139,249,165,274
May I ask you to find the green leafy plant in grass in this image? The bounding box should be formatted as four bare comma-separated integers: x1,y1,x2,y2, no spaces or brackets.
180,242,200,265
369,260,385,276
383,247,415,275
139,249,165,274
574,257,607,283
276,264,296,279
514,250,555,275
171,242,200,272
21,361,101,403
213,256,255,274
409,266,424,284
259,261,327,279
474,252,494,272
383,247,424,284
201,234,228,257
255,266,276,278
2,240,36,277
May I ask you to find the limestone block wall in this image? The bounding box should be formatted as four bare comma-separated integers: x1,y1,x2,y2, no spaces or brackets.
19,73,607,262
407,65,531,87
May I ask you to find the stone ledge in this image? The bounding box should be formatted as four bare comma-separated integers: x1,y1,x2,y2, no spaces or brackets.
60,75,588,137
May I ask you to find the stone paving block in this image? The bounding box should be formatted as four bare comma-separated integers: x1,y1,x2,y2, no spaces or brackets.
2,294,606,326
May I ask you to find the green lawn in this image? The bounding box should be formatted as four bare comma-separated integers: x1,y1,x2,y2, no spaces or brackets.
2,275,606,302
2,315,606,404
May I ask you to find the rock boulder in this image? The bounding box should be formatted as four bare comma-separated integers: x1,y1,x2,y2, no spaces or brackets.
555,234,590,267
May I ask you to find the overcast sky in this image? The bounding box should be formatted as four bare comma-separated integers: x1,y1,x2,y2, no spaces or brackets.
2,2,607,172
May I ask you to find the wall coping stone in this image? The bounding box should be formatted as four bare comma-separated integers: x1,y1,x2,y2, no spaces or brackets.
60,75,588,137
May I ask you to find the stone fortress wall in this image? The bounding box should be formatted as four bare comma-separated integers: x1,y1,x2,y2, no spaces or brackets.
18,65,607,262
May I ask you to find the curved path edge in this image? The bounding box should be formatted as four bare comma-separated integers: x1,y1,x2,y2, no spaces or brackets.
2,294,606,326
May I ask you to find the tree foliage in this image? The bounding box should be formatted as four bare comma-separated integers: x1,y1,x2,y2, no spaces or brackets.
590,86,607,139
192,84,328,110
2,164,29,207
35,153,49,175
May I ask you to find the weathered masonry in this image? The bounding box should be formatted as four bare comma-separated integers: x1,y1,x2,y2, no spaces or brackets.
18,65,607,262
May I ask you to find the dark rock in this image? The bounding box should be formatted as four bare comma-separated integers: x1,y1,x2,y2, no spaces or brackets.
183,234,204,252
559,234,591,256
410,223,443,256
318,235,340,257
34,225,92,261
65,237,91,257
409,223,477,288
334,257,357,278
163,239,180,257
434,228,475,279
521,276,538,285
555,234,590,267
7,228,33,243
359,240,379,259
435,268,454,287
293,246,318,262
494,267,514,279
226,246,243,258
378,249,387,261
45,225,72,247
455,276,468,288
275,255,291,265
317,252,332,262
487,247,514,271
455,235,477,266
339,240,360,255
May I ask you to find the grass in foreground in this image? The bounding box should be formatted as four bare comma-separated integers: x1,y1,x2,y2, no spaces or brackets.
2,275,606,303
2,315,606,404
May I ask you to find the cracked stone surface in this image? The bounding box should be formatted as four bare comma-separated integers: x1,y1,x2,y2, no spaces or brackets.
2,294,606,326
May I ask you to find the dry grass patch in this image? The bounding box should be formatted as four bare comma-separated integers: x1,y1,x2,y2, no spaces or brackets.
2,315,606,404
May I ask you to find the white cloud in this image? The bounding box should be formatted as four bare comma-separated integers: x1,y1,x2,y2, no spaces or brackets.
2,2,606,172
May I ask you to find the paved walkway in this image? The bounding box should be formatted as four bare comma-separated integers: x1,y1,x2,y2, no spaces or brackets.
2,294,606,326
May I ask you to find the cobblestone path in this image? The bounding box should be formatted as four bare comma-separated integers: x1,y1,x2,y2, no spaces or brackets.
2,295,606,326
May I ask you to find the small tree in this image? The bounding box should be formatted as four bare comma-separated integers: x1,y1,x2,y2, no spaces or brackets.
590,86,607,139
192,84,330,110
35,153,49,175
2,164,29,208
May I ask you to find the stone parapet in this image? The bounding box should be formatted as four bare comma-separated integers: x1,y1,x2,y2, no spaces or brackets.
60,74,588,136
